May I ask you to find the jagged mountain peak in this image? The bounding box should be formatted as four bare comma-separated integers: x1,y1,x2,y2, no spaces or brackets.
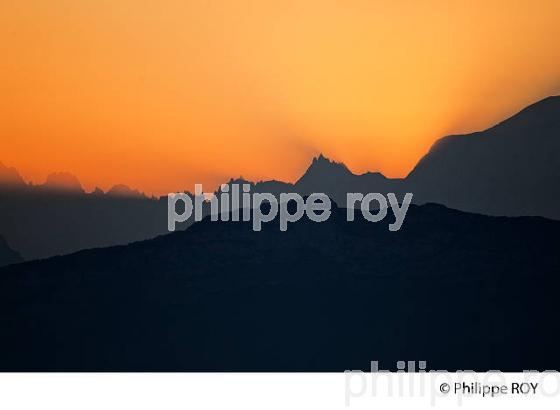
298,154,352,181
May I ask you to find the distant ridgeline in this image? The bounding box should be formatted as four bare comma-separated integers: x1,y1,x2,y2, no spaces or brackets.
0,96,559,263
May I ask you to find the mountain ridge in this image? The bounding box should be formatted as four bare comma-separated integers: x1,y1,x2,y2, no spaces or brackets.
1,95,559,261
1,203,558,371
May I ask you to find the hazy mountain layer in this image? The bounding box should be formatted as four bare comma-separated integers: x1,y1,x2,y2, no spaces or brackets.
0,236,22,268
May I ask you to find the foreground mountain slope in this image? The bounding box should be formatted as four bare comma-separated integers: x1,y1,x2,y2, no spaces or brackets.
0,204,558,371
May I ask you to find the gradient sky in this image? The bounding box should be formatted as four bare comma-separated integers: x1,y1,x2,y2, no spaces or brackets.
1,0,559,195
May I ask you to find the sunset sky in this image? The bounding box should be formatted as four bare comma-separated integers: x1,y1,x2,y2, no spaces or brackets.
1,0,559,195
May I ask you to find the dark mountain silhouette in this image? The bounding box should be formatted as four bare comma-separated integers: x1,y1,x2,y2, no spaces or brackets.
0,204,558,371
227,96,560,216
294,154,403,205
408,96,560,218
292,96,560,217
0,235,23,268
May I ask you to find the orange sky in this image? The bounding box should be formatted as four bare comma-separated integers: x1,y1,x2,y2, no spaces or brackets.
1,0,559,195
